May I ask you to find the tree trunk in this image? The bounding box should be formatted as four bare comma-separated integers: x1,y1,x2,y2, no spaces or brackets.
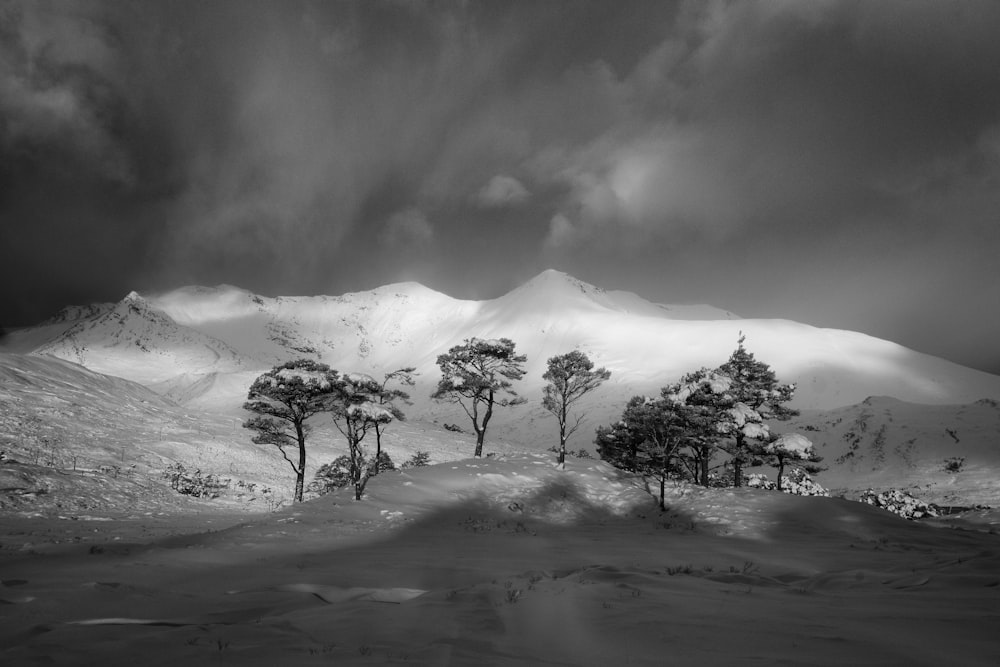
557,420,567,469
659,451,669,510
732,432,745,488
474,428,485,458
776,456,785,491
354,469,368,501
476,393,494,458
294,422,306,503
659,470,666,511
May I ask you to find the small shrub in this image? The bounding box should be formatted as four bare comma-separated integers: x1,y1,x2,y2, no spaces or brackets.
544,446,594,460
309,456,353,495
503,580,522,604
372,451,395,473
162,463,229,499
400,450,431,468
310,452,396,496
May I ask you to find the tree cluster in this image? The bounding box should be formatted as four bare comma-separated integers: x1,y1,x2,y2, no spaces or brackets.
244,339,613,503
243,360,414,502
243,334,815,509
432,339,611,465
595,336,821,509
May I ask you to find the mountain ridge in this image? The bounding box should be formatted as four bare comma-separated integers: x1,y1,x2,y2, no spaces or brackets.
3,270,998,423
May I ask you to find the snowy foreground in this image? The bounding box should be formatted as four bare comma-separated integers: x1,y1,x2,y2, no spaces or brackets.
2,454,998,666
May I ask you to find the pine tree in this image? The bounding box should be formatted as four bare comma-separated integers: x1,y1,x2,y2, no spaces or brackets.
243,359,337,503
542,350,611,469
663,369,735,487
597,395,687,510
372,367,416,459
717,334,797,487
432,338,527,457
326,373,396,500
762,433,823,491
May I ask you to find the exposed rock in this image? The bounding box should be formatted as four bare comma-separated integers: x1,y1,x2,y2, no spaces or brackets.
859,488,940,520
746,468,830,497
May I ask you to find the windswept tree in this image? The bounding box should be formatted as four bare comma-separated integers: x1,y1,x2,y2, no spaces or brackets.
372,367,416,459
542,350,611,468
717,334,798,486
326,373,396,500
432,337,527,457
762,433,823,491
243,359,337,503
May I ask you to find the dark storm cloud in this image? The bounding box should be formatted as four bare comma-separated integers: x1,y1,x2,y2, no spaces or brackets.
2,1,999,374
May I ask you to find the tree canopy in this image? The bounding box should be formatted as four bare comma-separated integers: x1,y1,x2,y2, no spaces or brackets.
432,337,527,457
542,350,610,468
597,347,817,507
326,372,397,500
243,359,337,503
762,433,822,491
716,334,798,486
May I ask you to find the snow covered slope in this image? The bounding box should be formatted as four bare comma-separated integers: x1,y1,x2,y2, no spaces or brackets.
776,396,1000,505
0,352,527,512
29,292,248,383
0,352,250,492
5,270,1000,429
3,452,1000,665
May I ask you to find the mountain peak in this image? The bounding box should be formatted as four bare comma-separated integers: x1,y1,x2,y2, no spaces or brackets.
510,270,607,299
492,270,609,315
523,269,601,291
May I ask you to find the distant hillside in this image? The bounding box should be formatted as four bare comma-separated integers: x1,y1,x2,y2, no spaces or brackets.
774,396,1000,505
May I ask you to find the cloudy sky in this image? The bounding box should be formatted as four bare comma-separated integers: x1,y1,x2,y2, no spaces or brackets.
2,0,999,374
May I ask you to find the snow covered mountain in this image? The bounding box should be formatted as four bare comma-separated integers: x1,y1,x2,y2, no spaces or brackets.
6,270,998,418
3,270,1000,502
